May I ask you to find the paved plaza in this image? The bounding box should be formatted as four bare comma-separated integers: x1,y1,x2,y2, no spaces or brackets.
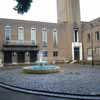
0,86,70,100
0,64,100,99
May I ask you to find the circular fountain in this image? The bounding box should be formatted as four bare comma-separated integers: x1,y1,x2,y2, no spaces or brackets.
23,51,60,74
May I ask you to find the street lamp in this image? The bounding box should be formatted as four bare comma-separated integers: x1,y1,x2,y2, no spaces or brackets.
90,23,94,66
91,32,94,66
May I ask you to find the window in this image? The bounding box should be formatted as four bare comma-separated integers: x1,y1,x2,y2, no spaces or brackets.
87,33,90,42
74,30,79,42
87,48,92,56
43,51,48,57
95,31,100,40
5,25,12,40
53,29,58,48
96,47,100,55
18,27,24,41
31,28,36,45
53,51,58,57
42,28,48,47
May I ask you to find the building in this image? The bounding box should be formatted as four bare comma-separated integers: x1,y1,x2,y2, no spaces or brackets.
81,18,100,64
0,0,83,66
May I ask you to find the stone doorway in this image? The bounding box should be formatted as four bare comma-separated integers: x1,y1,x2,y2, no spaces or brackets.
74,47,80,60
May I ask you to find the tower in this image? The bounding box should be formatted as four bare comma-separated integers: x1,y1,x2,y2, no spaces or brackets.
57,0,80,25
57,0,82,61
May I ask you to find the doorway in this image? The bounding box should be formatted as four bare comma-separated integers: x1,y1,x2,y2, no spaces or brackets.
30,51,38,63
17,51,25,63
4,51,12,64
74,47,80,60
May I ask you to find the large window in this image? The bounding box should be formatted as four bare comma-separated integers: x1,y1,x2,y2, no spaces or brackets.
53,29,58,48
42,28,48,47
31,28,36,45
95,31,100,40
18,27,24,42
5,25,12,41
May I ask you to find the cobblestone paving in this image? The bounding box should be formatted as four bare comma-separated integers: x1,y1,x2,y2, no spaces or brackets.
0,64,100,95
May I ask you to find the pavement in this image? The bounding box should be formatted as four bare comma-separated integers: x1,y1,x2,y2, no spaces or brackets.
0,64,100,100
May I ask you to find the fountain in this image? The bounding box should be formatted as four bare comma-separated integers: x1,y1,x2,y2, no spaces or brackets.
23,51,60,74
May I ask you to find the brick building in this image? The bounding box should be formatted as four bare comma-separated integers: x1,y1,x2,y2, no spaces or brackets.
81,18,100,64
0,0,83,65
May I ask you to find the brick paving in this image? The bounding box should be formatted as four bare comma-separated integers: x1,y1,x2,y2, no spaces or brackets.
0,64,100,96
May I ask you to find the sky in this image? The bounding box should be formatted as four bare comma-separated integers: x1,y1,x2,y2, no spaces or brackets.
0,0,100,23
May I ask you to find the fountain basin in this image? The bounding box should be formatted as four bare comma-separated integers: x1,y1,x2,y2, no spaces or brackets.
23,65,60,74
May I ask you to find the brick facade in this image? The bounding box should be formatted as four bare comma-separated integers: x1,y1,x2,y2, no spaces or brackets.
0,0,84,65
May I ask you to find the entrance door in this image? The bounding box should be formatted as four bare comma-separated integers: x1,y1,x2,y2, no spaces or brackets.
17,52,25,63
4,51,12,64
74,47,80,60
30,51,38,63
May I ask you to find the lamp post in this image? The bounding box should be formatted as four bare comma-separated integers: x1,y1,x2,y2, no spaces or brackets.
91,32,94,66
90,23,94,66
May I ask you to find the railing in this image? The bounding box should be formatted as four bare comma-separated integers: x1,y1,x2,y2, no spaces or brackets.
3,40,37,46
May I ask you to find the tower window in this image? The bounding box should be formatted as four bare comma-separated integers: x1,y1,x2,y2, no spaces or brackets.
74,30,79,42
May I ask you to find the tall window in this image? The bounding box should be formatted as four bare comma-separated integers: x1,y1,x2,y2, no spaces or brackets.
74,30,79,42
87,33,91,42
42,28,48,47
53,51,58,57
31,28,36,45
5,25,12,41
43,51,48,57
95,31,100,40
18,27,24,42
87,48,92,56
96,47,100,55
53,29,58,48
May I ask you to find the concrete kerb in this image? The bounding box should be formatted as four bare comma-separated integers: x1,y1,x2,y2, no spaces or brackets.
0,82,100,100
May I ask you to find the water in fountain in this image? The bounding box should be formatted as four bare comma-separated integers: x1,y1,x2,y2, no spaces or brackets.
23,51,60,74
36,51,48,66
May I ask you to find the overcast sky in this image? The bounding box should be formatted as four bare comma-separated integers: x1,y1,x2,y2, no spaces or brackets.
0,0,100,22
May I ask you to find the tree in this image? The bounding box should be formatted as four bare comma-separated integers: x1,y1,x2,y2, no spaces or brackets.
14,0,33,14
